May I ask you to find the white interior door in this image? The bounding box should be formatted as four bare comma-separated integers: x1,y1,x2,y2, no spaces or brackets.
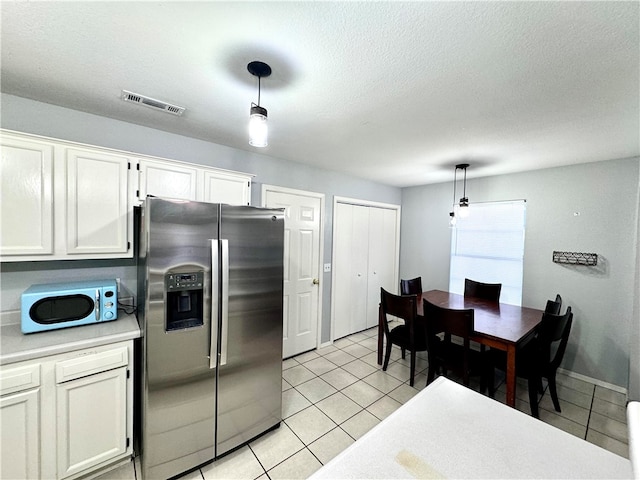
263,186,323,358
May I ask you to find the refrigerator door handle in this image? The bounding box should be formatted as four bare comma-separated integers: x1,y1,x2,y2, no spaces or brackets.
220,239,229,367
210,239,219,370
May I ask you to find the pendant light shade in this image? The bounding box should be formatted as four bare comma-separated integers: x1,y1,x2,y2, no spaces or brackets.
249,104,268,147
247,61,271,148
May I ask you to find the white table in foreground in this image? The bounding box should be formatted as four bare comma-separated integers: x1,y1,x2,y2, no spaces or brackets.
310,377,632,479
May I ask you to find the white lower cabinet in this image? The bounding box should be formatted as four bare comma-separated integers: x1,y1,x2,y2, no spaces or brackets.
0,341,133,480
0,388,40,480
56,367,128,478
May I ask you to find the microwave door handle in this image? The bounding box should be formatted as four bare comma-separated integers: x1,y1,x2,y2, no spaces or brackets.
210,240,219,370
94,289,100,320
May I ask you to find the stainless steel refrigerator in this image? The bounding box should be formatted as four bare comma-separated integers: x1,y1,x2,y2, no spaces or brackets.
136,197,284,479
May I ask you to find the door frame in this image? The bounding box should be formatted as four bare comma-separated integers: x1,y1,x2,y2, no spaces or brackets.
261,184,326,352
330,196,401,342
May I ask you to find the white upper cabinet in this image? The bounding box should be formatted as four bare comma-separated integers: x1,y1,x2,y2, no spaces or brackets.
0,129,254,262
138,158,199,202
0,131,134,262
66,148,131,255
202,169,250,205
137,157,251,206
0,136,54,257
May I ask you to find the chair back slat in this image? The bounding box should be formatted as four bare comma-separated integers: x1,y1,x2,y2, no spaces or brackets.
423,299,474,341
400,277,422,296
464,278,502,302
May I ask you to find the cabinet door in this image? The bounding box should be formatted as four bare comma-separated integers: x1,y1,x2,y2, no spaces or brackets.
366,207,398,328
66,148,131,255
202,170,250,205
56,367,128,479
138,158,198,202
0,389,40,480
0,135,54,257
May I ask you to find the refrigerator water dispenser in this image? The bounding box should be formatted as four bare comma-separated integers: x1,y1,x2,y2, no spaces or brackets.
165,271,204,331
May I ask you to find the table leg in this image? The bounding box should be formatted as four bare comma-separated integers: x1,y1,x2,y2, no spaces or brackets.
377,304,383,365
505,344,517,407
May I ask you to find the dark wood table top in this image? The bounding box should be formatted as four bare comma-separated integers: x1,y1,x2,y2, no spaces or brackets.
419,290,544,345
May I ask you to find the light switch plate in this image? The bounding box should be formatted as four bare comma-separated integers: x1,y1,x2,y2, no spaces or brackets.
324,263,331,273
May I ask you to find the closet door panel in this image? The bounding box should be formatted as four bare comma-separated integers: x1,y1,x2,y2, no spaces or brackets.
333,203,354,340
350,205,370,333
366,207,398,328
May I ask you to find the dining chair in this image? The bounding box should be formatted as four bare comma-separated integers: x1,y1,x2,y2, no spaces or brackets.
545,294,562,315
489,306,574,418
380,288,427,386
464,278,502,302
400,277,422,295
423,299,489,389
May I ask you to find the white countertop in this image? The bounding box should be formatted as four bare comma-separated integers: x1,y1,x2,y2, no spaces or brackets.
1,313,141,365
629,401,640,479
311,377,633,479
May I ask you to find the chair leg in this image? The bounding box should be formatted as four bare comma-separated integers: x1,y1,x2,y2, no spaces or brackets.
401,347,406,360
383,340,392,371
528,376,540,418
426,360,436,386
548,374,562,413
409,351,416,387
487,366,495,398
537,377,544,394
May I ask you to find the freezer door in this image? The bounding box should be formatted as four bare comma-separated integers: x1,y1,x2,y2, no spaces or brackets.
140,197,219,480
216,205,284,455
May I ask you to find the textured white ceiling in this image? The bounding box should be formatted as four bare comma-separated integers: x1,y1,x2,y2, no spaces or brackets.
1,1,638,187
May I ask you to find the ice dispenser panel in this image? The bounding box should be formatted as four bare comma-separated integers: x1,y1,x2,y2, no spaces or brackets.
165,271,204,331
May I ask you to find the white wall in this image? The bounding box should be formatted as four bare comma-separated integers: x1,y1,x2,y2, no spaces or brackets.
401,158,640,388
0,93,402,343
629,179,640,401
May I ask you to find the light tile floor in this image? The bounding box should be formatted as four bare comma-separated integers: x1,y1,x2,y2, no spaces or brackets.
102,325,630,480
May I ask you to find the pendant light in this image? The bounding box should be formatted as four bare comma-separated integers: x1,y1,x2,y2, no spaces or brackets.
449,163,470,227
247,61,271,148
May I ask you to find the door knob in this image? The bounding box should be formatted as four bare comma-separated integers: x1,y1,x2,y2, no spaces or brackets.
312,278,319,285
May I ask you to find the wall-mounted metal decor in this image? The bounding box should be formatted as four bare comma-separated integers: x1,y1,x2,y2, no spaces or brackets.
552,251,598,266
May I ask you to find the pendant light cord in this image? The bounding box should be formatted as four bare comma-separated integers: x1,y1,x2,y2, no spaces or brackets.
462,166,467,200
257,76,261,106
452,167,458,207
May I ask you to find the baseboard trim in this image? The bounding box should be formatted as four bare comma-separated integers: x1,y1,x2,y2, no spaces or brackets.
558,368,628,396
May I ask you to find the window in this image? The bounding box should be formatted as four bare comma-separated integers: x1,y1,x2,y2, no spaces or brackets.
449,200,526,306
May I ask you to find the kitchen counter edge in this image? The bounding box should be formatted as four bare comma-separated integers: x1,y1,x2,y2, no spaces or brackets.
1,313,141,365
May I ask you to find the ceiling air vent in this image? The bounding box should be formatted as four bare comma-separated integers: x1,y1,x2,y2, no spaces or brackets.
121,90,185,116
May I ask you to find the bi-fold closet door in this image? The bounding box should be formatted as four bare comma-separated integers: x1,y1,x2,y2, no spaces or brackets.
332,200,400,340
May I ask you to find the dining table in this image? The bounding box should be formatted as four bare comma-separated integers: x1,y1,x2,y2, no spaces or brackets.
377,289,545,408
